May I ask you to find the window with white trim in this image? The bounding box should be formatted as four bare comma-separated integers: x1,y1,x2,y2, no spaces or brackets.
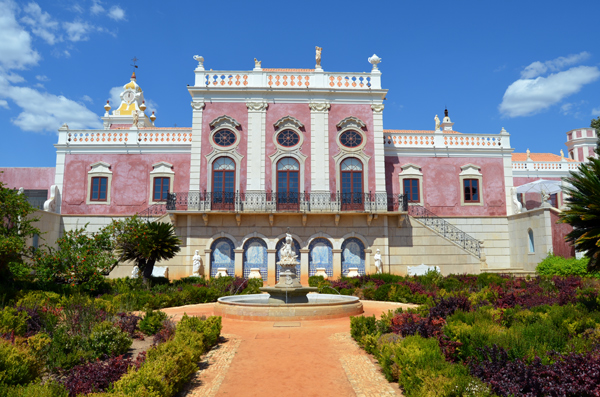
148,162,174,205
87,161,112,205
459,164,484,206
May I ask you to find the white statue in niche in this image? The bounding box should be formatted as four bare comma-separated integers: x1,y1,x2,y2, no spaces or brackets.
434,114,440,131
374,249,383,274
511,187,522,214
192,250,202,276
131,265,139,279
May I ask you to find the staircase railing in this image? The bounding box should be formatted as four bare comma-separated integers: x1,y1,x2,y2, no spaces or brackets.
408,205,481,258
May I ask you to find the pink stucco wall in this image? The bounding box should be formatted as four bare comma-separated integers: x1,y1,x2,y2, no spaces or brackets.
513,176,562,210
264,103,311,192
385,156,506,216
61,154,190,215
0,167,55,198
550,211,574,258
328,104,376,193
200,103,248,192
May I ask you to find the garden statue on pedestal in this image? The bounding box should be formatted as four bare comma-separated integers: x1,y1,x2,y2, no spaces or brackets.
374,249,383,274
192,250,202,276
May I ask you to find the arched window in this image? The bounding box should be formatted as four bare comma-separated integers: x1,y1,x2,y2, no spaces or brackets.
243,238,267,280
276,238,301,281
528,229,535,253
340,158,363,210
277,158,300,210
341,238,365,276
309,238,333,277
212,157,235,209
210,238,235,278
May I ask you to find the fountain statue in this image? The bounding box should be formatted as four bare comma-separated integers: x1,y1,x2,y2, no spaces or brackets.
259,232,318,303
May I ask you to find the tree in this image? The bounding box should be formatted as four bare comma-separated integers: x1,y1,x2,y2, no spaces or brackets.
109,216,181,283
0,180,40,280
560,155,600,271
33,226,116,291
592,116,600,155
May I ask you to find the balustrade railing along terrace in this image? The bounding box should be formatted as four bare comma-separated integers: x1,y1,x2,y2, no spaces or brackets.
407,205,481,258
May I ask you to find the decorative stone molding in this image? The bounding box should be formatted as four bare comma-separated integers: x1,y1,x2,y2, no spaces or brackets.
269,150,308,193
400,163,424,205
371,104,385,113
205,149,244,194
459,164,484,207
336,116,366,130
308,102,330,112
274,115,304,130
246,101,268,112
332,151,371,194
191,101,205,111
209,115,241,129
43,185,58,213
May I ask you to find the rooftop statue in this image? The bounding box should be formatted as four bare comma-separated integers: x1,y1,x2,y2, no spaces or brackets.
434,114,440,131
315,46,322,68
254,58,261,68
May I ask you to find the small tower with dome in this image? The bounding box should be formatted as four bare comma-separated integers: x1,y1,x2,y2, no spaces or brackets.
101,72,155,130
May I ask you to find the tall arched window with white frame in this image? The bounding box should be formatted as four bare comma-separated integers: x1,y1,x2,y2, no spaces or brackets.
277,157,300,210
340,158,363,211
212,157,235,210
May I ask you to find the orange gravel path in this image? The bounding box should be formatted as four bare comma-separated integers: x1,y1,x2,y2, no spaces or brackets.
162,301,416,397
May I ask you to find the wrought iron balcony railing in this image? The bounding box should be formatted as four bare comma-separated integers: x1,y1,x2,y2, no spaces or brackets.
408,204,481,258
153,191,408,214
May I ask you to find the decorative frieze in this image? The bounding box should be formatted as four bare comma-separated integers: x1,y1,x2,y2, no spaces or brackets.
246,101,268,112
309,102,330,112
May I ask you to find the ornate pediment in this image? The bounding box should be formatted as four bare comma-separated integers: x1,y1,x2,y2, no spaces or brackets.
336,116,366,130
209,115,241,130
274,115,304,130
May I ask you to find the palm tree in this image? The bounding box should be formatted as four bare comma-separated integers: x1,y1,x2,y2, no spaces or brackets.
560,156,600,271
117,219,181,283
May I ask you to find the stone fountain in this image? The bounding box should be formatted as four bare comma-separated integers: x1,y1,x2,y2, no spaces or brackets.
258,232,318,304
214,231,363,321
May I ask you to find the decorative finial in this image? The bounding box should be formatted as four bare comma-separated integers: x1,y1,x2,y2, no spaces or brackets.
254,58,262,69
193,55,204,70
130,56,139,79
368,54,381,71
104,100,111,112
315,46,322,69
150,111,156,124
444,108,448,118
140,101,146,112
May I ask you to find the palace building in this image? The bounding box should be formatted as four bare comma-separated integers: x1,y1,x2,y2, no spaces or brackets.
1,54,596,283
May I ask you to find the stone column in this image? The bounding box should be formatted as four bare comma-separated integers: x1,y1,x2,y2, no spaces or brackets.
267,249,277,286
204,249,212,278
300,248,310,285
189,101,205,191
332,248,342,279
371,104,387,202
246,101,268,192
309,102,330,193
234,248,244,278
364,248,372,274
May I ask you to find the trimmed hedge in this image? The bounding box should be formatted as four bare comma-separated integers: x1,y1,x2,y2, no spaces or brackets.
536,253,596,277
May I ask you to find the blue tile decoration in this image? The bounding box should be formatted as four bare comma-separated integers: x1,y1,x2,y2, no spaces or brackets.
309,238,333,277
275,238,301,281
243,238,268,279
210,238,235,278
341,238,365,276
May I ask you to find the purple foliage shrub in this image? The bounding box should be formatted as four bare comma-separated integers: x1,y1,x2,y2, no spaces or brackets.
115,312,141,338
152,319,176,346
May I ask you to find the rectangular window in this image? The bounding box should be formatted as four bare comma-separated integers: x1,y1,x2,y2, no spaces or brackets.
463,179,479,203
153,177,170,201
90,177,108,201
403,179,419,202
550,193,558,208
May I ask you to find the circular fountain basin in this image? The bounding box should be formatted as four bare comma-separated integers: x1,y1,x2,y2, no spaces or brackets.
214,293,363,321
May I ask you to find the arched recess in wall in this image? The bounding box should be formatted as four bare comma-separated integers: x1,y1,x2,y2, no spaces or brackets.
333,116,371,194
528,229,535,253
309,238,333,277
341,238,365,276
275,238,301,281
206,115,244,193
210,238,235,278
243,237,268,280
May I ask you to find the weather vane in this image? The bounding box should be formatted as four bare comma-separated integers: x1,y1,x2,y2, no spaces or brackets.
131,56,139,73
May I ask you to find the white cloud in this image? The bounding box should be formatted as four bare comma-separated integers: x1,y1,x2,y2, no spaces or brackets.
81,94,93,103
63,20,93,42
91,0,104,15
109,86,122,107
561,103,573,115
521,52,591,79
499,65,600,118
20,2,60,45
0,99,9,109
592,107,600,117
5,72,25,83
36,74,48,81
0,0,40,70
108,6,125,21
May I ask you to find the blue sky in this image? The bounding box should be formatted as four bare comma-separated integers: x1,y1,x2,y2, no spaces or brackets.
1,0,599,167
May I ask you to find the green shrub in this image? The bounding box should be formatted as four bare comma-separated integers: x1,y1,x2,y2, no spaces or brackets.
0,307,29,336
139,309,167,335
536,253,595,277
89,321,132,359
0,339,40,386
476,273,508,288
0,380,68,397
350,315,377,342
577,287,600,312
308,275,325,287
374,284,393,301
15,291,62,309
177,314,222,352
44,327,94,372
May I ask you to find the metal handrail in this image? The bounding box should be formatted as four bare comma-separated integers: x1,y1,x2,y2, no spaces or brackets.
408,204,481,258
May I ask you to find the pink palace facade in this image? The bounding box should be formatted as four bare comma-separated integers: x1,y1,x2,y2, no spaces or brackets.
1,55,597,283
